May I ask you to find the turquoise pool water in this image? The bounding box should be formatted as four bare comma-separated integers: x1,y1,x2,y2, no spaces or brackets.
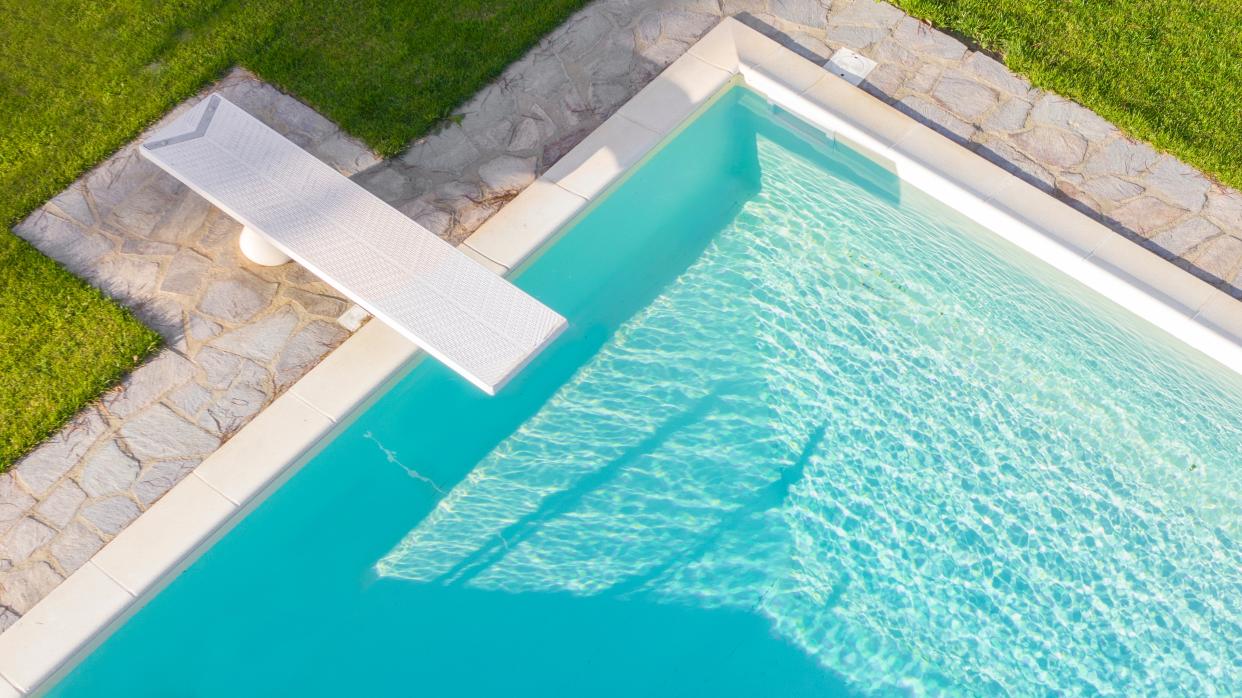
54,87,1242,696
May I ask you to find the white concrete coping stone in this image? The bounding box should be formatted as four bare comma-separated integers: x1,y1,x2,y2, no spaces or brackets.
140,95,566,395
11,14,1242,696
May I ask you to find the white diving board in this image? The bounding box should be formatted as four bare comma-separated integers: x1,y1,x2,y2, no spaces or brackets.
140,94,567,395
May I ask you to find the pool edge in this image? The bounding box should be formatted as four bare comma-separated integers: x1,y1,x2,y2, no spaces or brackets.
7,15,1242,696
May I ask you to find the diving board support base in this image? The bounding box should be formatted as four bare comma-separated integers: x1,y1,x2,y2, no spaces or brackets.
239,226,292,266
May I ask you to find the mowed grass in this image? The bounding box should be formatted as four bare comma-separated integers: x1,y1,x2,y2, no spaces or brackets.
890,0,1242,189
0,0,588,468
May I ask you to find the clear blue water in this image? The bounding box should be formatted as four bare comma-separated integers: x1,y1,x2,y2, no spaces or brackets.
54,87,1242,696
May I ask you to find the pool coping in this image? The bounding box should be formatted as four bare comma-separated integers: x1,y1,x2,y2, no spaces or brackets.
5,15,1242,695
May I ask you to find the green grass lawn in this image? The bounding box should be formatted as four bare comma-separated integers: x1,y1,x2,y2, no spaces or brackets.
0,0,588,469
890,0,1242,189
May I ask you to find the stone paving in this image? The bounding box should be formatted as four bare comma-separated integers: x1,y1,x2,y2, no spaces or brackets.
2,0,1241,631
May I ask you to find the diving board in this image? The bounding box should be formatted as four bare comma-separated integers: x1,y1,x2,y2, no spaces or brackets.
140,94,566,395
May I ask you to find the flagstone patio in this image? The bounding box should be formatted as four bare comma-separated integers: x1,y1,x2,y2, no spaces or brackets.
1,0,1240,631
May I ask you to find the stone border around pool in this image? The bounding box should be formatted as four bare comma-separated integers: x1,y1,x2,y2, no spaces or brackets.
5,15,1242,695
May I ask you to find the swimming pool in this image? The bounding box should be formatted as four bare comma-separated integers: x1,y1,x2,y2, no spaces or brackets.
48,81,1242,695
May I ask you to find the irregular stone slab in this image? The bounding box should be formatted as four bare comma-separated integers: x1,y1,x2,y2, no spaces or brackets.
198,274,278,324
85,151,160,222
1081,176,1144,206
354,166,412,204
1082,138,1159,178
1205,191,1242,230
14,211,114,277
977,139,1055,191
1110,196,1186,237
146,188,214,244
479,155,537,194
275,321,349,390
896,95,975,143
1143,156,1210,212
161,249,212,296
0,608,18,634
104,178,180,238
932,73,999,119
14,409,107,496
0,562,63,614
983,98,1032,132
34,482,86,530
46,186,94,228
1192,235,1242,283
119,405,220,462
196,346,246,390
0,476,35,534
1029,94,1115,140
78,440,141,498
1012,126,1088,169
655,10,715,42
285,288,346,318
829,0,905,29
893,16,967,61
1151,218,1222,257
209,306,299,364
133,459,199,506
771,0,828,28
903,63,942,94
102,350,195,419
0,518,55,565
80,496,141,536
825,24,890,50
49,522,104,574
199,363,270,437
960,52,1031,96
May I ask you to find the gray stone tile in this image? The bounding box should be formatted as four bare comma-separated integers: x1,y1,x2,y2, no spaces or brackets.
770,0,828,28
13,410,107,496
829,0,905,29
102,350,195,419
198,362,270,437
479,155,537,194
1143,156,1210,212
1029,93,1116,141
33,482,86,530
132,459,199,506
80,496,141,536
78,440,140,498
119,405,220,462
1191,235,1242,283
0,562,63,614
0,517,55,566
1110,196,1187,237
161,249,212,296
49,522,104,574
209,306,300,363
960,52,1031,96
982,98,1031,132
1150,218,1222,257
197,274,278,324
274,321,349,390
0,476,35,535
931,72,999,120
896,95,975,143
1205,190,1242,231
1080,176,1144,206
1082,138,1159,178
1012,126,1088,169
892,16,967,61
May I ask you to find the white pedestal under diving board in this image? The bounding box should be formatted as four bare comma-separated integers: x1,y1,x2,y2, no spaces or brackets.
140,94,566,394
